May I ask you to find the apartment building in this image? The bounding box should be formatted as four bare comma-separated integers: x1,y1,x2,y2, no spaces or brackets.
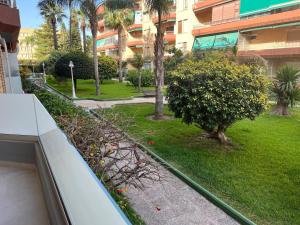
96,0,300,75
18,28,36,61
0,0,22,93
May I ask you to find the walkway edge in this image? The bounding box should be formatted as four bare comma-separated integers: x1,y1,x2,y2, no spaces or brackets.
90,109,257,225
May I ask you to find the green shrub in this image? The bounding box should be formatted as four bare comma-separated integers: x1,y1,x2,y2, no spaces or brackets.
98,55,117,81
167,55,268,144
127,69,154,87
43,50,64,75
55,51,94,81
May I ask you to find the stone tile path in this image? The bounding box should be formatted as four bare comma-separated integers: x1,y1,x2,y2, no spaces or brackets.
74,97,167,109
47,85,241,225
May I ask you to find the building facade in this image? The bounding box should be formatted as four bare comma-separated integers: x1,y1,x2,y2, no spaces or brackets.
96,0,300,75
0,0,22,93
18,28,36,61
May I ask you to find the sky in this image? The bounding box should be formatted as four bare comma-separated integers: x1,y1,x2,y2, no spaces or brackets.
19,0,43,29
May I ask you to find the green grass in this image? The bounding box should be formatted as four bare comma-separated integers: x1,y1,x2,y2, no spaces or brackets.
47,76,154,100
101,104,300,225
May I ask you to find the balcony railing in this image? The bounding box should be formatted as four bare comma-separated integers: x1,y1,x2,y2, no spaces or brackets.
0,0,16,8
239,41,300,51
194,16,240,29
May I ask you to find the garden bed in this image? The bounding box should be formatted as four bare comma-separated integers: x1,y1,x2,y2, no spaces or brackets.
100,103,300,225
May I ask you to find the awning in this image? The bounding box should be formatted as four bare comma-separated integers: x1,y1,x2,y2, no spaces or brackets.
97,39,105,47
240,0,300,17
241,21,300,33
193,32,239,50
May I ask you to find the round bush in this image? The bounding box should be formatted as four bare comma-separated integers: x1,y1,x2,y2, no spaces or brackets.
127,69,154,87
98,55,117,81
55,51,94,80
167,54,268,144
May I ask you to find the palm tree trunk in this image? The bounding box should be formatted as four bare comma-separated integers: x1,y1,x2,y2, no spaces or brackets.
82,25,87,53
154,11,164,119
118,27,123,82
69,3,72,48
51,20,58,50
92,23,100,95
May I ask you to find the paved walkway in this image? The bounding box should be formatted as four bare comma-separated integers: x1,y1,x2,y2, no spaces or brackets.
75,97,240,225
74,97,168,109
124,154,239,225
46,85,240,225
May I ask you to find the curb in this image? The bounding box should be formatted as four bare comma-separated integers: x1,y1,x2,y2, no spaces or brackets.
90,109,256,225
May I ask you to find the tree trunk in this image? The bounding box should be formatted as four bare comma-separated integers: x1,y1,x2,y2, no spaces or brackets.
91,23,100,95
138,69,141,92
51,20,58,50
154,11,164,120
82,25,87,53
118,27,123,83
271,99,289,116
69,4,72,49
206,126,231,145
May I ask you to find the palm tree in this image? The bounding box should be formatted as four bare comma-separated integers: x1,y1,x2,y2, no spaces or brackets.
78,9,87,53
144,0,169,119
38,0,65,50
80,0,101,95
22,35,35,74
58,0,80,48
272,65,300,115
104,9,134,82
130,53,144,92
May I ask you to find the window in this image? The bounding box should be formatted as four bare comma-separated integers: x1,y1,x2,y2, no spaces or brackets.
178,21,182,34
183,0,188,9
178,20,188,34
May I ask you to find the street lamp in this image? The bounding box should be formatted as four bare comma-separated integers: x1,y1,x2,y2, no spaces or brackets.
69,61,77,99
42,62,46,84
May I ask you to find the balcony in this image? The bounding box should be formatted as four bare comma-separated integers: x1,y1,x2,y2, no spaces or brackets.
0,94,130,225
193,9,300,36
164,32,176,44
0,0,20,51
238,41,300,58
97,30,117,40
96,5,105,15
193,0,231,12
152,12,176,24
127,40,144,48
127,24,142,33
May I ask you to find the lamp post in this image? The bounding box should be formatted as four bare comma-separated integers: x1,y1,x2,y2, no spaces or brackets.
69,61,77,99
42,62,46,84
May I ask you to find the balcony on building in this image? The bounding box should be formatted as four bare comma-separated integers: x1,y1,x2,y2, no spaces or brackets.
238,22,300,58
0,0,22,94
193,0,240,30
0,94,130,225
193,8,300,36
152,1,176,25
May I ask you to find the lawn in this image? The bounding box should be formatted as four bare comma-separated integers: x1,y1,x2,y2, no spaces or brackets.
47,76,152,100
101,104,300,225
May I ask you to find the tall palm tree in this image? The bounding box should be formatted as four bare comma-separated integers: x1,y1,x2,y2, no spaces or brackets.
78,9,87,53
22,35,36,73
272,65,300,115
58,0,80,48
144,0,169,119
80,0,101,95
38,0,65,50
104,9,134,82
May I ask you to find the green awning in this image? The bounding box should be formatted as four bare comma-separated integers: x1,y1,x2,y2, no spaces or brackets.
240,0,300,17
241,21,300,33
193,32,239,50
97,39,105,47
